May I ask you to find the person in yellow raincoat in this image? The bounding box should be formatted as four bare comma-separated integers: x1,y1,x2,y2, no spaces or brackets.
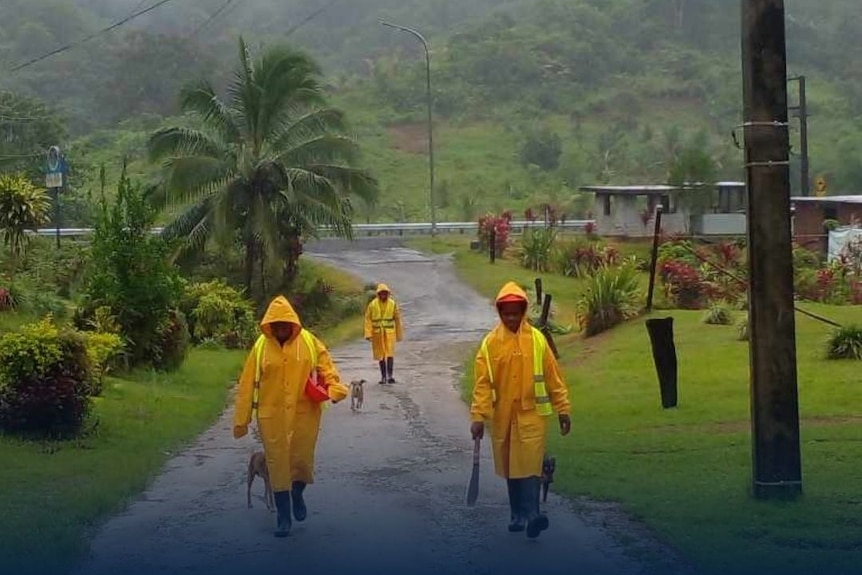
364,283,403,384
470,281,571,539
233,295,348,537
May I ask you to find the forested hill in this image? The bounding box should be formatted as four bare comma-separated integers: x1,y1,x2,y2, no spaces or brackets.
2,0,862,222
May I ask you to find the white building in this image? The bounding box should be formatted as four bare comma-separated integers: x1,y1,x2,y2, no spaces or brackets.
580,182,747,238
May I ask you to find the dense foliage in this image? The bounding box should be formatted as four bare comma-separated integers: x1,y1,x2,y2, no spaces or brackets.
80,166,187,371
0,317,94,439
147,38,379,297
2,0,861,222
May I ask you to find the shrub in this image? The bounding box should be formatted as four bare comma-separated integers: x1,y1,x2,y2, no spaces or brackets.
0,317,94,439
0,173,51,261
151,310,191,372
0,285,14,311
577,264,642,337
339,294,365,318
792,244,821,272
703,304,734,326
286,278,334,327
519,227,557,271
477,212,511,256
553,238,610,278
826,325,862,360
84,166,185,369
83,331,127,393
180,280,257,349
660,260,705,309
87,305,123,334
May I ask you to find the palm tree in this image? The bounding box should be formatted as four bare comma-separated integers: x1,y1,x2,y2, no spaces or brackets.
147,37,379,295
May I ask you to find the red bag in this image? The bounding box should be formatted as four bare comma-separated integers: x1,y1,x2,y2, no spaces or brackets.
304,369,330,403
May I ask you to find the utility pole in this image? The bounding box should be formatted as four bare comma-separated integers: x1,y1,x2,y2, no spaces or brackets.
380,20,437,237
788,75,810,196
740,0,803,499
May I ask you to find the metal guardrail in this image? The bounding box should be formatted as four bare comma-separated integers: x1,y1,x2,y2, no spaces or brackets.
26,219,595,239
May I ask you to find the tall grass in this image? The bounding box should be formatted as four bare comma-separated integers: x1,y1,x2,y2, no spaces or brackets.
518,226,557,271
826,324,862,359
576,263,642,337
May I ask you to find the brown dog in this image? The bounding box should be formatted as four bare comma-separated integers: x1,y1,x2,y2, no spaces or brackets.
350,379,365,412
541,454,556,503
247,451,274,512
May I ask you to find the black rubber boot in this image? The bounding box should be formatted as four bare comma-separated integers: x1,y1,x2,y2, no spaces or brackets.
522,476,549,539
273,490,292,537
291,481,307,522
506,479,525,532
386,357,395,384
378,360,387,384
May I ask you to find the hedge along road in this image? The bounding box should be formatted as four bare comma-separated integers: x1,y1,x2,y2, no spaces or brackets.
68,239,693,575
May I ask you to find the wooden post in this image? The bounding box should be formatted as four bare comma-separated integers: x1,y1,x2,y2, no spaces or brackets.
646,205,664,312
741,0,802,500
539,293,552,325
489,229,496,264
535,278,543,306
539,293,559,359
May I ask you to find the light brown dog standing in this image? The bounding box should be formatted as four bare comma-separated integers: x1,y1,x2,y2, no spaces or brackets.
350,379,365,412
247,451,274,512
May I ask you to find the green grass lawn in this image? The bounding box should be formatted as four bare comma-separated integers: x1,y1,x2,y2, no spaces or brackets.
0,349,246,575
412,235,862,575
0,257,366,574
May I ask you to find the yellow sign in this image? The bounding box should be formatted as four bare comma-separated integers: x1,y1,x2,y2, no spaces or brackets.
814,176,827,197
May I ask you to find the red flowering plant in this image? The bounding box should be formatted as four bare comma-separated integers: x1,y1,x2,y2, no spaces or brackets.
584,220,597,240
0,287,12,312
477,212,511,257
659,260,706,309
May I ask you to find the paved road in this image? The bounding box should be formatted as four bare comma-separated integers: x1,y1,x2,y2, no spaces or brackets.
68,241,691,575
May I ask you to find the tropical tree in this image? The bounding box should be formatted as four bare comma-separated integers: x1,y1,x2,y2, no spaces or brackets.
147,37,379,296
0,172,51,262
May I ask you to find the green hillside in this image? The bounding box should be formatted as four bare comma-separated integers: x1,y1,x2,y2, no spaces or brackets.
2,0,862,223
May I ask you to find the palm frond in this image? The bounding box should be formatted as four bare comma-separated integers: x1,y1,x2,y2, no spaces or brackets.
303,163,380,204
269,108,348,152
254,47,326,148
230,37,259,143
160,157,235,207
178,81,241,145
148,127,227,163
274,134,361,168
159,199,214,263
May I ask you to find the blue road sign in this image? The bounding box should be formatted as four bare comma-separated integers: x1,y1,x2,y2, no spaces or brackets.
45,145,67,189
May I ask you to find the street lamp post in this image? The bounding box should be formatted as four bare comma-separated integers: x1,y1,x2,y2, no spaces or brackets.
380,19,437,237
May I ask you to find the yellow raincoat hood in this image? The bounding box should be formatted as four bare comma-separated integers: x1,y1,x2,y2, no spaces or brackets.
495,282,529,305
260,295,302,338
376,283,391,295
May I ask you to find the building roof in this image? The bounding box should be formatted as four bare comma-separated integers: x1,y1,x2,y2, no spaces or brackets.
579,184,678,196
580,181,746,196
791,195,862,205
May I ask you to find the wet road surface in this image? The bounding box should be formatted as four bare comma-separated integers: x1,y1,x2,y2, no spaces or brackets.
68,241,692,575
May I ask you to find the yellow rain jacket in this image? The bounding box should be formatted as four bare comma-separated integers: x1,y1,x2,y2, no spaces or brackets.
233,296,348,491
470,282,571,479
364,283,403,360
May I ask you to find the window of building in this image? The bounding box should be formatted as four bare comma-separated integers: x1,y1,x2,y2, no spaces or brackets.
603,194,612,216
660,194,676,214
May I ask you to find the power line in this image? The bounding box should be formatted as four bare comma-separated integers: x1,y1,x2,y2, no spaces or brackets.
284,0,341,37
9,0,182,73
191,0,241,38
